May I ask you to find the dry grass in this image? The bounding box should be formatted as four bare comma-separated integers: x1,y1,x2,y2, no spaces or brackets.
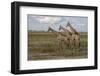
28,32,88,60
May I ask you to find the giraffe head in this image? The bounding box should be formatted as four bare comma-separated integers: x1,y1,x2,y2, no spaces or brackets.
59,25,62,31
47,26,51,32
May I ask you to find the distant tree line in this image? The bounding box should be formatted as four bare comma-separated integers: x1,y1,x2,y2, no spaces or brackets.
28,30,46,32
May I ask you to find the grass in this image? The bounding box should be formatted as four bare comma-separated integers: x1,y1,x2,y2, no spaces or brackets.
28,32,88,60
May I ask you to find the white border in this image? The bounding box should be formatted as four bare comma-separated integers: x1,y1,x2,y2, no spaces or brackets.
20,6,95,70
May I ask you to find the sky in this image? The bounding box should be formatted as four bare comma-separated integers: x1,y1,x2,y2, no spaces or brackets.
27,14,88,32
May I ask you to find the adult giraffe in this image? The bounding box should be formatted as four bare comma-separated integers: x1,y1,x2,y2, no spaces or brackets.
66,22,80,48
59,25,73,48
47,26,69,51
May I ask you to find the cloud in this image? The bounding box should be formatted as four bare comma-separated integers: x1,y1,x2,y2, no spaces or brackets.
32,16,62,24
28,15,88,32
77,24,86,26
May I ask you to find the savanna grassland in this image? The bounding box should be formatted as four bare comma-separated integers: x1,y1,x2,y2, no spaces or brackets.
28,32,88,60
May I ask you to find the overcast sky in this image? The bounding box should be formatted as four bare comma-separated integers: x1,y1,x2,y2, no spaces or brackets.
27,14,88,32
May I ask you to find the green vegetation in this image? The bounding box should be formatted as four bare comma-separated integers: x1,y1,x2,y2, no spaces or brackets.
28,32,88,60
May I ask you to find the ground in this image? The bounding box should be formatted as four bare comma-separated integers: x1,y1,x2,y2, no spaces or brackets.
28,32,88,60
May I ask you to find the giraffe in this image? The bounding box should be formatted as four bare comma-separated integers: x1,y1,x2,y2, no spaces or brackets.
59,25,73,48
66,22,80,48
47,27,68,52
